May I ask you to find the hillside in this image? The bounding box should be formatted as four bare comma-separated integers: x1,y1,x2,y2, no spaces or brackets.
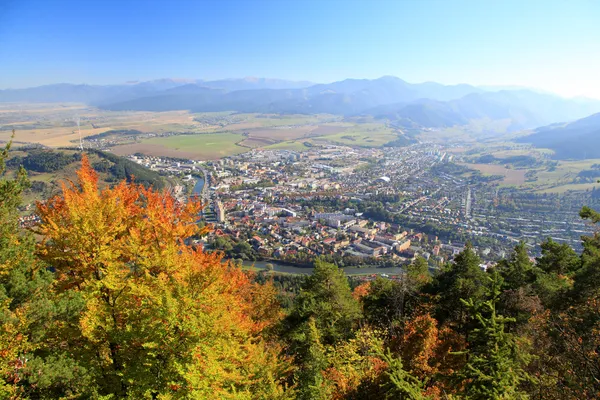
516,112,600,159
6,147,170,205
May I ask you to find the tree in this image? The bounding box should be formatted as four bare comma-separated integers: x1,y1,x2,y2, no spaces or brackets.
407,257,432,287
458,272,530,400
496,242,535,290
361,278,407,338
380,350,427,400
495,243,542,328
26,156,292,398
294,318,330,400
429,243,488,333
0,133,52,399
285,259,361,347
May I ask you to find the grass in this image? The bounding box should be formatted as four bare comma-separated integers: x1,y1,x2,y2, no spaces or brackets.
459,163,526,185
264,140,311,151
314,123,398,147
536,183,600,194
134,133,247,159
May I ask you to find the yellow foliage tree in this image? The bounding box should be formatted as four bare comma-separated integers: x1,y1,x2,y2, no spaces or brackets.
32,156,292,399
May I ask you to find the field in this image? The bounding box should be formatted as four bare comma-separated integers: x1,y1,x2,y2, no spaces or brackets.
460,163,527,185
241,126,315,141
1,104,404,160
113,133,247,160
0,103,221,147
527,159,600,193
312,123,398,147
537,183,599,194
265,140,312,151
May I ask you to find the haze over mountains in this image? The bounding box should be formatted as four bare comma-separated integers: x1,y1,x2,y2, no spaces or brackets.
516,112,600,160
2,76,600,133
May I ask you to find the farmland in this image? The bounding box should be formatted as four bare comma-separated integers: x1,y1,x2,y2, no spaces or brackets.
0,103,220,147
311,123,398,147
113,133,247,160
459,163,527,185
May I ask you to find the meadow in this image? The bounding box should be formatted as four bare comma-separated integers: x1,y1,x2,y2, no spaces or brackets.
312,123,398,147
460,163,527,185
113,133,247,160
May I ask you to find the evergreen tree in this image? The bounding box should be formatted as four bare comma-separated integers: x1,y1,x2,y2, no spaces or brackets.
380,350,427,400
458,272,530,400
295,318,330,400
285,259,361,346
429,243,488,332
0,133,52,398
407,256,432,287
496,242,535,290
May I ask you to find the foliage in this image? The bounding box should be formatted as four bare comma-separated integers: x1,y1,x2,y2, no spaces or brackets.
2,138,600,399
23,155,291,398
458,272,530,400
0,132,52,399
7,149,79,173
284,259,361,347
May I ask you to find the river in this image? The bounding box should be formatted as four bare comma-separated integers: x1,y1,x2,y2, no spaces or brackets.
241,260,404,276
192,178,204,196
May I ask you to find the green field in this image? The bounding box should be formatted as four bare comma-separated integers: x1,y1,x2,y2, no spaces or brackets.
537,183,600,194
264,140,311,151
314,123,398,147
138,133,247,159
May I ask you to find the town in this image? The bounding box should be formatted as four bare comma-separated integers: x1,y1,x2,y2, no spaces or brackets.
124,142,597,272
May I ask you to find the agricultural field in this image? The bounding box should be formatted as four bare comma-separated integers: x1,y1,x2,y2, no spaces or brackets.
112,133,247,160
526,159,600,193
0,103,222,147
264,140,312,151
312,123,398,147
459,162,527,185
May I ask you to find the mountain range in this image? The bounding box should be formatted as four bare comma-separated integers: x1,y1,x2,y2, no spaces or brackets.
2,76,600,132
516,112,600,160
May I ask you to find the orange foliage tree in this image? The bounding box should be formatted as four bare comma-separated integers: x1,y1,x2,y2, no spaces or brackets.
31,156,292,399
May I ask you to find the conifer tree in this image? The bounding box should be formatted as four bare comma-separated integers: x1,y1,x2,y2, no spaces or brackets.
429,243,488,333
0,133,52,398
459,272,530,400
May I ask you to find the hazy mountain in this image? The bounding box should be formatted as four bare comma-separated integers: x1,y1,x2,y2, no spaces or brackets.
412,81,485,101
516,112,600,160
372,90,600,132
0,78,313,104
196,77,314,91
3,77,600,135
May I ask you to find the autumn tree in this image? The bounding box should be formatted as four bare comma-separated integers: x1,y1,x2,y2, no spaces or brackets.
23,155,292,399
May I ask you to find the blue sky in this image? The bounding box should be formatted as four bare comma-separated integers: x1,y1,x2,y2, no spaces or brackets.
1,0,599,98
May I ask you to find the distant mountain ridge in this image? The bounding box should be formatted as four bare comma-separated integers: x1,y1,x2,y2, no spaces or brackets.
2,76,600,133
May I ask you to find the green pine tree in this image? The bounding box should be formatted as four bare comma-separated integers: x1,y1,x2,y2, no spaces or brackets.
459,271,530,400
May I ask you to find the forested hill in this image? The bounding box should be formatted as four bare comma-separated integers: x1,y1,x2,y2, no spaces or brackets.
2,140,600,399
5,147,168,203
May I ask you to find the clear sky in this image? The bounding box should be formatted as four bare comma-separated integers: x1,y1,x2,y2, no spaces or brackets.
1,0,599,98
